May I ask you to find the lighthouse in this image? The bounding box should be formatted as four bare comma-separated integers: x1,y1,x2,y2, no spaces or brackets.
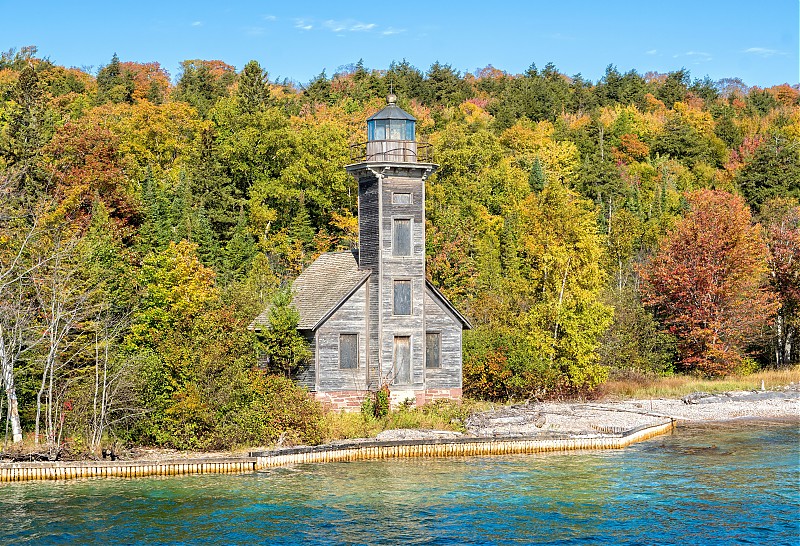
252,95,470,410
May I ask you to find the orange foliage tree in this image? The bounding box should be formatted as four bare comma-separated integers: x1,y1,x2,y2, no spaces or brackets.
119,61,171,102
640,190,778,375
45,119,137,229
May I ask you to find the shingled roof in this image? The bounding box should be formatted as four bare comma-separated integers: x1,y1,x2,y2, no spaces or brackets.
249,251,371,331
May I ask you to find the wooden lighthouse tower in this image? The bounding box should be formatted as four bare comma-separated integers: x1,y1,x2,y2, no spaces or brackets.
252,94,470,410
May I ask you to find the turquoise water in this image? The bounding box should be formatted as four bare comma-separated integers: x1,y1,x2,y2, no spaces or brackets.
1,421,798,545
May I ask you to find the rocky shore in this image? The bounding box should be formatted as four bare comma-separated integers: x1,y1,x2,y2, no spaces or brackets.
377,386,800,441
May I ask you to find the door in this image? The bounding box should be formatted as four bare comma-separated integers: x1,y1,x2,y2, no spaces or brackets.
393,336,411,385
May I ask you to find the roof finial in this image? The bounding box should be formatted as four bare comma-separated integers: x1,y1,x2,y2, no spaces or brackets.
387,83,397,105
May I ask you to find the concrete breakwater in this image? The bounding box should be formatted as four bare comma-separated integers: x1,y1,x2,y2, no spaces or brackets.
1,419,674,482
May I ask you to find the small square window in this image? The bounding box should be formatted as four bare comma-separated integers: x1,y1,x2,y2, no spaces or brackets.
392,192,412,205
393,219,411,256
339,334,358,369
394,280,411,315
426,333,441,369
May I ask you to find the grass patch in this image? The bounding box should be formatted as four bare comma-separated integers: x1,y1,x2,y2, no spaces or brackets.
322,399,492,442
596,366,800,400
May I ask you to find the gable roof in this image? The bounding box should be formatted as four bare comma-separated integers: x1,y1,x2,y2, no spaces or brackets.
425,280,473,330
249,251,371,331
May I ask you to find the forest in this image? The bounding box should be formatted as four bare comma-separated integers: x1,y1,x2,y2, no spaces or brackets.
0,45,798,455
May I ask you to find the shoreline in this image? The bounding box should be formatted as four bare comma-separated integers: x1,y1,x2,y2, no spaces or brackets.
1,388,796,482
459,388,798,439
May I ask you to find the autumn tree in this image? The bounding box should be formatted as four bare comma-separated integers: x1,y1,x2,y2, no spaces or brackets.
641,190,778,375
96,54,134,104
173,59,236,117
760,198,800,366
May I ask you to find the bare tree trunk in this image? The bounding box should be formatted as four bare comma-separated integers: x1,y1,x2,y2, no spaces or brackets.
0,325,23,443
553,257,572,344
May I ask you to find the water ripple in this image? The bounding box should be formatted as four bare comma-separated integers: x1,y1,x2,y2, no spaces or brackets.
1,422,798,545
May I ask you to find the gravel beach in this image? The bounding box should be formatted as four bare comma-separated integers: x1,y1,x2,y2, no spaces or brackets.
461,387,800,438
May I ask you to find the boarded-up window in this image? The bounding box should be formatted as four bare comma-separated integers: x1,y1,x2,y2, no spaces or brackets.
339,334,358,369
394,280,411,315
392,192,411,205
393,218,411,256
394,336,411,384
426,333,441,369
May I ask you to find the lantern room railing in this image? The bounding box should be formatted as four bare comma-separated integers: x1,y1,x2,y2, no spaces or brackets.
349,139,433,163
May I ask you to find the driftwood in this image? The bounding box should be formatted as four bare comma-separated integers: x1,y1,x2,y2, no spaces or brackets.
1,451,56,462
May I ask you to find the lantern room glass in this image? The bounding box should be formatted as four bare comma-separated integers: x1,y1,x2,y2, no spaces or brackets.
368,119,415,141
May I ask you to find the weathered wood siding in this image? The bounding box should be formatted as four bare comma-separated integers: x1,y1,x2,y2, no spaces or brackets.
379,171,426,388
295,331,316,389
315,283,370,391
423,290,463,389
343,160,465,399
358,174,379,269
367,274,380,389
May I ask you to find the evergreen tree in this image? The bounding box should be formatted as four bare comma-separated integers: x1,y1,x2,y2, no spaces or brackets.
288,203,315,248
2,64,50,183
529,157,546,192
138,174,173,255
222,212,256,284
257,287,311,377
191,206,221,268
236,60,271,114
96,53,134,104
737,139,800,209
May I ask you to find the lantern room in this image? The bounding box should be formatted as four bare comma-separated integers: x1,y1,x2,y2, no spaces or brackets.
365,93,419,162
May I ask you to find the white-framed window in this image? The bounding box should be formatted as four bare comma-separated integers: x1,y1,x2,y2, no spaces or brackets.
392,218,411,256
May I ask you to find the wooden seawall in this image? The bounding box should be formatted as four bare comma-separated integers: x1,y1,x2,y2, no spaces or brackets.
1,420,674,482
0,458,255,482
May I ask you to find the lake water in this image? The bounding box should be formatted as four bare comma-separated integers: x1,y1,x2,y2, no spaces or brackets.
1,421,798,545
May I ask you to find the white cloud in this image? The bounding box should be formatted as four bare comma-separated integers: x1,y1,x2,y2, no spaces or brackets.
743,47,786,58
350,23,376,32
263,15,277,21
191,21,202,27
673,51,712,62
322,19,376,32
295,19,313,31
382,27,405,36
645,49,657,55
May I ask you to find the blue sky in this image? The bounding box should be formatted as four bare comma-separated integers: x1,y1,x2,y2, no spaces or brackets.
1,1,797,87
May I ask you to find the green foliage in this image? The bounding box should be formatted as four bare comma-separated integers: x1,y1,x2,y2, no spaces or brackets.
96,53,134,105
173,59,236,116
222,373,325,447
359,386,390,420
236,60,271,114
2,48,797,448
737,138,800,208
598,288,676,375
257,287,311,377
